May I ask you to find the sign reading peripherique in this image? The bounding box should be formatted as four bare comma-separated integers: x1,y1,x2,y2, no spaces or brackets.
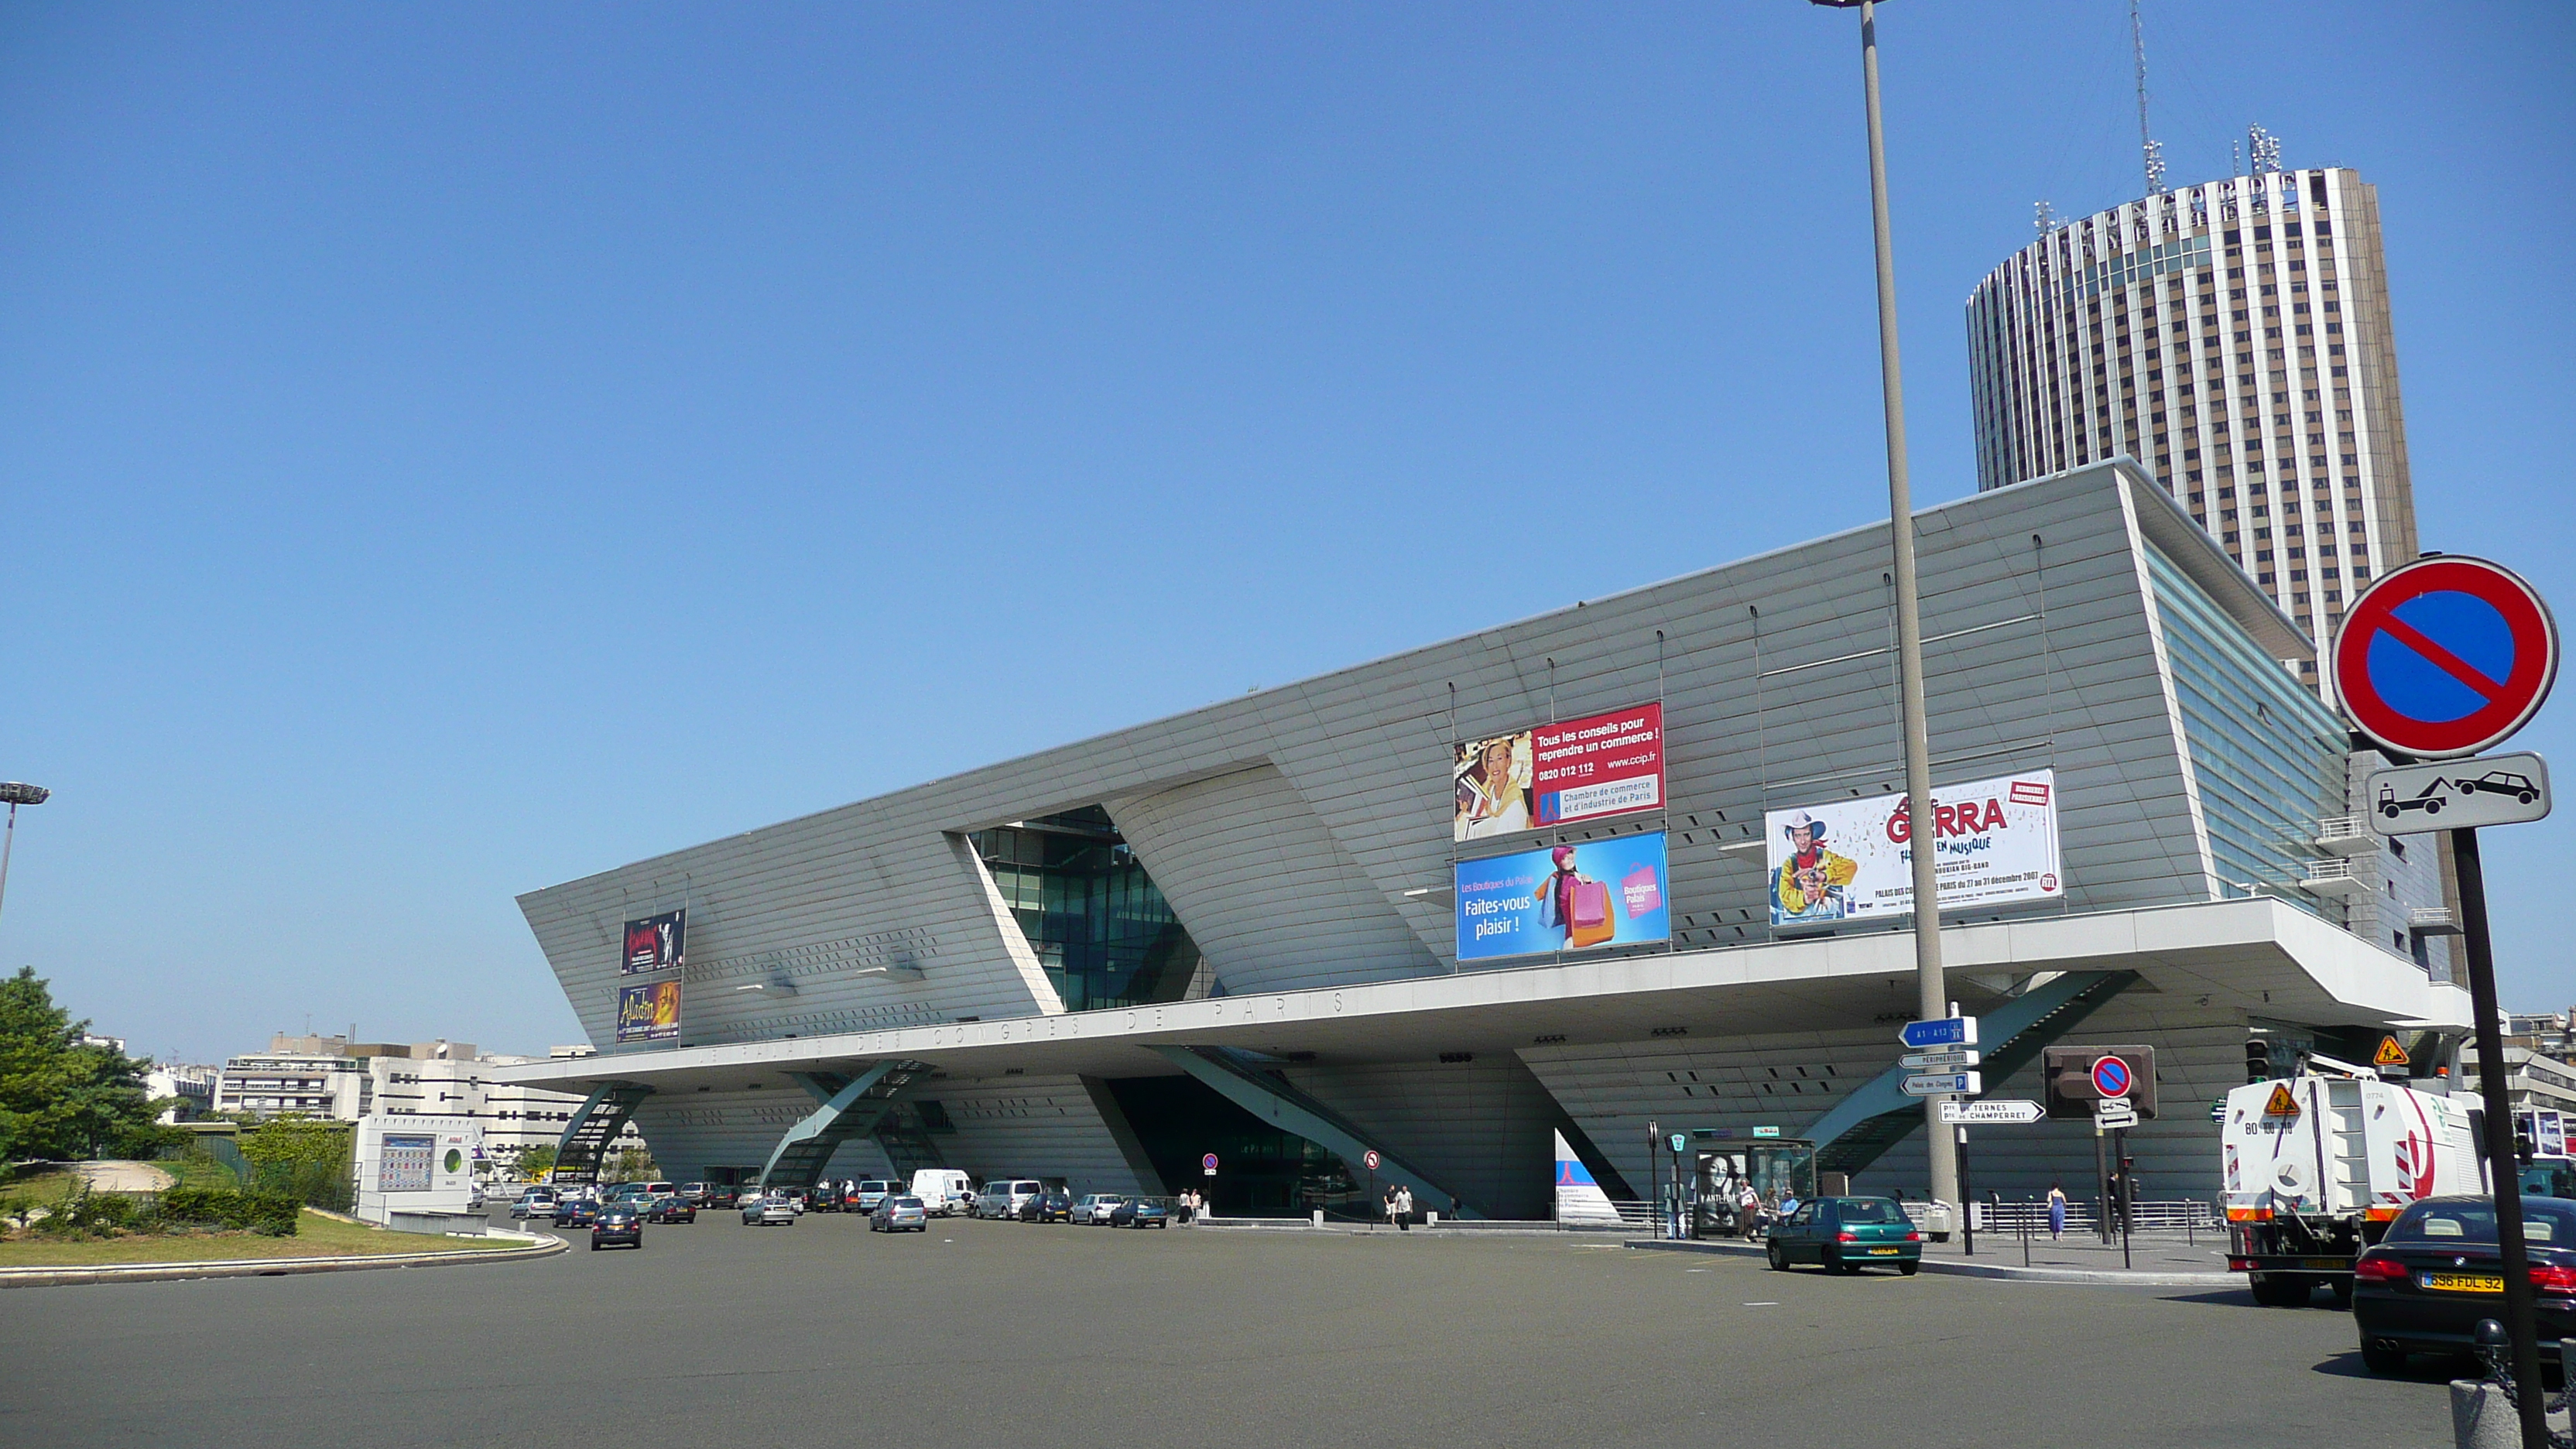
1454,704,1663,842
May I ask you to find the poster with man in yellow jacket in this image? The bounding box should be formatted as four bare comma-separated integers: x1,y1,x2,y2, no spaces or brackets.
1772,811,1857,923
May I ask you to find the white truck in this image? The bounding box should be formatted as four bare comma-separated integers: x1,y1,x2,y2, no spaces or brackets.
2221,1061,2482,1307
909,1169,975,1217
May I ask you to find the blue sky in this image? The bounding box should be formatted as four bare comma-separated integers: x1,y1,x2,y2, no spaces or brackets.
3,2,2568,1061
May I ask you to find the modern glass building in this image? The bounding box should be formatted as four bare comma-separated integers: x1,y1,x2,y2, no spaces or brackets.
502,461,2468,1218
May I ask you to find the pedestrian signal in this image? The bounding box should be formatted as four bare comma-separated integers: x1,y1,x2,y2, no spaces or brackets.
2263,1082,2301,1118
2373,1035,2410,1069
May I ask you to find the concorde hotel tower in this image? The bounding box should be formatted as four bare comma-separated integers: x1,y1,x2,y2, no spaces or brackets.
1965,166,2419,701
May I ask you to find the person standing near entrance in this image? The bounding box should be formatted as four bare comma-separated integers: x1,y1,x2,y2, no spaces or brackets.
2047,1181,2067,1241
1394,1185,1413,1231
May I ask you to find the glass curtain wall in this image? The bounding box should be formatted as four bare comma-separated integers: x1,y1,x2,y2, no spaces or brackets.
2144,545,2348,910
971,807,1205,1012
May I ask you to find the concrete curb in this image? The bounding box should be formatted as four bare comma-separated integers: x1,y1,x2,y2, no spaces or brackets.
1622,1237,2241,1287
0,1229,567,1289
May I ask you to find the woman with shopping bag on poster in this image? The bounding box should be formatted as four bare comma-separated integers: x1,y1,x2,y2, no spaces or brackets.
1533,844,1621,951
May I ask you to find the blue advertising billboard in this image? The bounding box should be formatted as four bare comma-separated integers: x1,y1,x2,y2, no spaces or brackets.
1454,832,1670,962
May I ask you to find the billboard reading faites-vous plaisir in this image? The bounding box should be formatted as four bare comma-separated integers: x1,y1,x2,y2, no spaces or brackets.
1766,769,2063,927
1454,704,1663,842
1454,832,1672,961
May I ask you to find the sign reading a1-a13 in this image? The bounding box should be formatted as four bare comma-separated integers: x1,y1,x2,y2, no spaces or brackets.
1454,832,1671,961
622,909,686,975
1454,704,1663,842
2332,556,2558,761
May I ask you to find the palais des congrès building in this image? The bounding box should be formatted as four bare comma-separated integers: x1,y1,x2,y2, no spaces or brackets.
497,461,2468,1218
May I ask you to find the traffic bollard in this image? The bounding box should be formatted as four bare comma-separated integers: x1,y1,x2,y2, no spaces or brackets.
1311,1210,1324,1229
2448,1380,2517,1449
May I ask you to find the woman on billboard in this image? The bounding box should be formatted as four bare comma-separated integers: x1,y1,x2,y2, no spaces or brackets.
1454,734,1532,840
1531,844,1619,949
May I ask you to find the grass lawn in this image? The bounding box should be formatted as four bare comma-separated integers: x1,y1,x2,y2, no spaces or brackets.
0,1209,532,1268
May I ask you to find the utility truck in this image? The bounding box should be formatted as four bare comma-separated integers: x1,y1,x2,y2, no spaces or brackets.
2221,1054,2482,1307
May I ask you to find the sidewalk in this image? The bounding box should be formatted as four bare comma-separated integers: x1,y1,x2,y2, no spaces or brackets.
1629,1227,2242,1286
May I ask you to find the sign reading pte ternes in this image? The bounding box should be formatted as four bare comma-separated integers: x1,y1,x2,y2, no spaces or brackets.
1454,704,1663,842
1766,770,2063,927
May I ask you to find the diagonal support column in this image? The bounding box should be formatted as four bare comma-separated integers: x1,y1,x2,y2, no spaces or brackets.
1148,1046,1480,1219
757,1060,933,1190
1799,969,2139,1176
552,1082,652,1186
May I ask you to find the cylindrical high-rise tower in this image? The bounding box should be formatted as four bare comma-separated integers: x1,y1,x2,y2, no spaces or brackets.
1966,164,2417,698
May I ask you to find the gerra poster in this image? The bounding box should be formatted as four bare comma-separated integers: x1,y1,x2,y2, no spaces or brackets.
1454,832,1671,962
1453,704,1663,842
615,980,681,1043
622,909,686,975
1766,769,2062,927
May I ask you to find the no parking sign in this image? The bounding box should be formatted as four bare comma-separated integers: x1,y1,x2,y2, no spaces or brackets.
2334,557,2558,760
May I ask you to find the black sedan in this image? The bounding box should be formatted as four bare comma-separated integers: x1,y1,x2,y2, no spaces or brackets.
2352,1195,2576,1375
646,1197,696,1224
1018,1190,1074,1223
1108,1197,1171,1228
591,1207,644,1251
555,1199,599,1229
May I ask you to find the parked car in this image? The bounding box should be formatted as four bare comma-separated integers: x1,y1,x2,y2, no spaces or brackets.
2352,1195,2576,1375
974,1180,1046,1220
911,1170,975,1216
1071,1193,1127,1225
1764,1197,1922,1275
852,1180,903,1213
678,1183,711,1208
1019,1190,1074,1223
707,1185,745,1209
870,1195,930,1232
779,1187,810,1216
646,1197,697,1224
591,1206,644,1251
741,1194,798,1227
510,1190,559,1221
808,1183,844,1213
557,1199,600,1229
1108,1197,1171,1229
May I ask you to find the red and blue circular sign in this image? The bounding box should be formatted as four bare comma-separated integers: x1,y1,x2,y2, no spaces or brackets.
2333,557,2557,761
1201,1153,1219,1170
2091,1055,2132,1098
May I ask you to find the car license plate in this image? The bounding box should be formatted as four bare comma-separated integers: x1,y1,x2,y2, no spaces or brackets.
2422,1273,2505,1293
1868,1247,1900,1255
2301,1259,2347,1270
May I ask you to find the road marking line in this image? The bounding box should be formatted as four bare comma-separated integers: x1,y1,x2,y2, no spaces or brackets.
1742,1301,1779,1307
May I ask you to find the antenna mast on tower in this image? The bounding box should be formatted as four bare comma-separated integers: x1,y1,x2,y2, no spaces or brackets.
2131,0,2164,194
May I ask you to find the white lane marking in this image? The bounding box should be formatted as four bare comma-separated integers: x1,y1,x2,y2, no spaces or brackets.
1742,1301,1780,1307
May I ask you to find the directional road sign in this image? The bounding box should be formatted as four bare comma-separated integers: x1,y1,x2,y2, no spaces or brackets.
1752,1125,1781,1138
2333,556,2559,761
1901,1071,1982,1098
1899,1016,1978,1050
2366,752,2551,835
1900,1049,1982,1071
2090,1055,2134,1100
1940,1098,2045,1125
2095,1098,2139,1129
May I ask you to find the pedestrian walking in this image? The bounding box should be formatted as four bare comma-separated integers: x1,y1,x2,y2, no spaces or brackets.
2047,1181,2067,1241
1383,1184,1399,1231
1395,1184,1413,1231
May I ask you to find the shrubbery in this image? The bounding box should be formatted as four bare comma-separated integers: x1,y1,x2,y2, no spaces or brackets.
160,1185,300,1236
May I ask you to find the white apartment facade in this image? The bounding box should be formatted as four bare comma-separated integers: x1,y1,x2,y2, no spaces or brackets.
1967,162,2415,701
214,1035,644,1174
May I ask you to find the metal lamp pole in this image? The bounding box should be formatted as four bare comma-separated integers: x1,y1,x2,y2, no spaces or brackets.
0,783,51,924
1810,0,1957,1212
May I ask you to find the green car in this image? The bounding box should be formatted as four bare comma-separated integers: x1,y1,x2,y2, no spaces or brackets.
1765,1196,1923,1276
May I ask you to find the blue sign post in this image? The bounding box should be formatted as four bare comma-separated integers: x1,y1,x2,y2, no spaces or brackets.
1899,1016,1978,1050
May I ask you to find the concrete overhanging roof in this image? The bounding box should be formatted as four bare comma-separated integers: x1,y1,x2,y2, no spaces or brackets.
494,899,2467,1097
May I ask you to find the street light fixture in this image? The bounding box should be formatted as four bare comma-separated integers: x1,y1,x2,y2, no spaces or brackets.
1804,0,1958,1214
0,781,50,925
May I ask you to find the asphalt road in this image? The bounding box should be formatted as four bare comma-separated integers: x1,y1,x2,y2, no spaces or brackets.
1,1211,2464,1448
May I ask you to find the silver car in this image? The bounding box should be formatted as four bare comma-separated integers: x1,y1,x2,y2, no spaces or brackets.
1070,1193,1127,1225
741,1193,797,1227
869,1195,929,1232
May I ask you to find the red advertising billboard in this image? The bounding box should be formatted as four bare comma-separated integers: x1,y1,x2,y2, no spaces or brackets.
1454,703,1664,841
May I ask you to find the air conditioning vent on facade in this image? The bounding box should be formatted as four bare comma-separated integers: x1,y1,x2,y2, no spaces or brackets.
1651,1026,1690,1038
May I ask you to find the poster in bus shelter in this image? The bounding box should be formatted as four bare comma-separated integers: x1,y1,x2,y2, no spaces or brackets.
1454,831,1671,962
1766,769,2063,927
615,980,681,1043
1453,703,1663,842
622,909,687,975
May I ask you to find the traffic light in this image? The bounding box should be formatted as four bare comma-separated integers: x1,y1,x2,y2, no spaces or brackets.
2043,1045,2160,1120
2244,1036,2273,1084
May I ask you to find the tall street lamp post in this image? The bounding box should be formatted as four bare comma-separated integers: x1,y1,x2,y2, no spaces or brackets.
0,782,51,925
1807,0,1958,1211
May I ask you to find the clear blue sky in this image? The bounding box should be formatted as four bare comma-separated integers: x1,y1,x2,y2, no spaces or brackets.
3,3,2568,1062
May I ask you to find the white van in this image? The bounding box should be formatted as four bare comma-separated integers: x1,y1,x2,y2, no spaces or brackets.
973,1179,1044,1220
911,1169,973,1216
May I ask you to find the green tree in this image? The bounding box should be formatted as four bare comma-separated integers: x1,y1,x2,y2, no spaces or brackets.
609,1146,657,1181
0,966,169,1161
515,1144,558,1182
